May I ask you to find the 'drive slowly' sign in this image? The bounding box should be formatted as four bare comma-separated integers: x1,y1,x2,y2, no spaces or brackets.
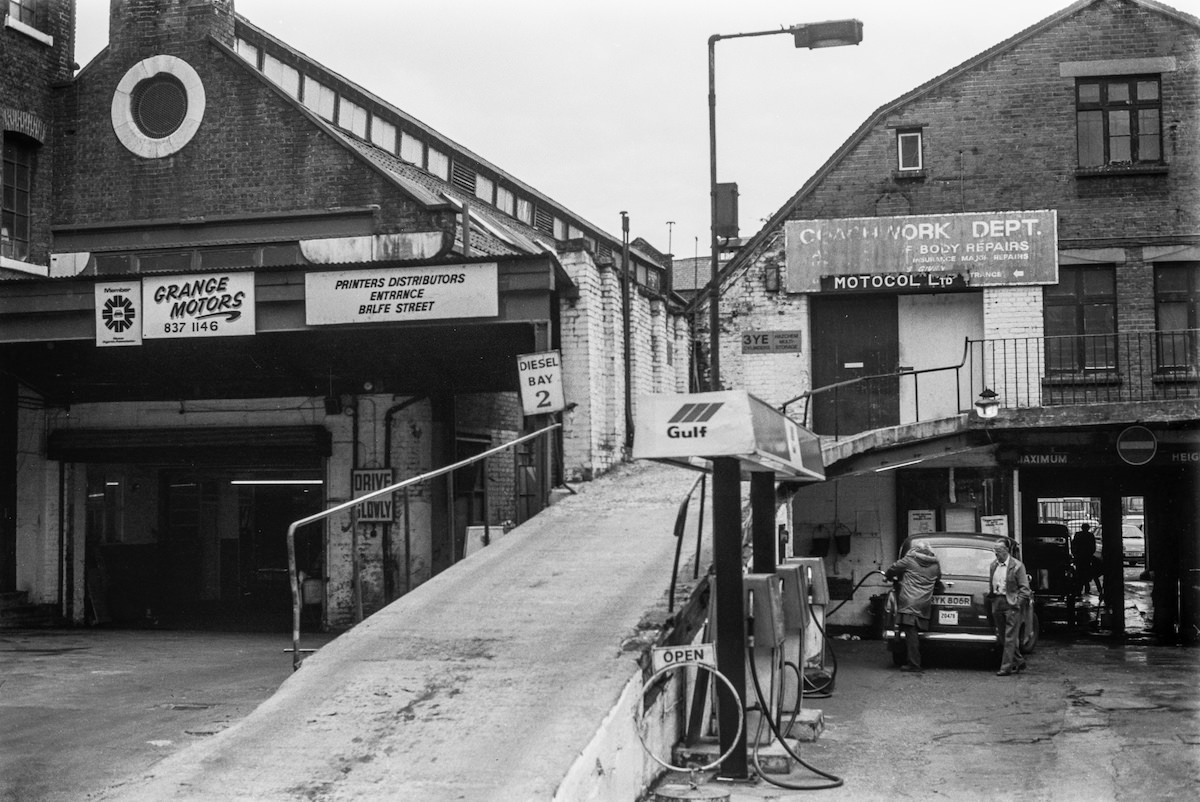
353,469,394,523
305,264,498,325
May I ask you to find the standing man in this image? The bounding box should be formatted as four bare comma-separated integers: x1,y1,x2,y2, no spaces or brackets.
885,539,942,672
1071,523,1101,596
989,539,1032,676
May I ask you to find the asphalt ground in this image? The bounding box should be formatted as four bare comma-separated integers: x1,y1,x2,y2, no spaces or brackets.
651,633,1200,802
0,628,335,802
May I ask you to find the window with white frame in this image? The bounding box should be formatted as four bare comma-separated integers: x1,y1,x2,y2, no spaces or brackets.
263,53,300,98
427,148,449,180
371,118,396,152
338,98,368,138
516,197,532,225
235,38,259,66
302,76,336,121
496,186,514,216
1076,75,1162,168
399,131,423,165
475,173,494,204
897,128,923,171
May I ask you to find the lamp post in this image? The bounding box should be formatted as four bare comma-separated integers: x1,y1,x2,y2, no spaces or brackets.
707,19,863,391
704,18,863,783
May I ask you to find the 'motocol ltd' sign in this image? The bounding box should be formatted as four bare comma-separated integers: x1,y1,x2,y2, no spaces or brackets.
785,210,1058,293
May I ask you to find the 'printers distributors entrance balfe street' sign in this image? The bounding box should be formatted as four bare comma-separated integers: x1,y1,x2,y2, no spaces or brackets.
305,263,498,325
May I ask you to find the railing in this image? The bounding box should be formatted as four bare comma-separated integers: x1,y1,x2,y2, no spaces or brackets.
969,329,1200,409
779,340,971,435
286,422,562,669
779,329,1198,436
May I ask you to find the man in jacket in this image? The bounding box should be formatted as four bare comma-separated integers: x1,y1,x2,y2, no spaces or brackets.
885,539,942,672
989,539,1032,676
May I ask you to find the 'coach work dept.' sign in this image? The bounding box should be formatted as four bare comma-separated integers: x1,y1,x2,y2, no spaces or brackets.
305,263,498,325
785,210,1058,293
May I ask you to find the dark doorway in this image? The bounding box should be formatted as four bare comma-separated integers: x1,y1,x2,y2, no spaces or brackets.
811,295,899,436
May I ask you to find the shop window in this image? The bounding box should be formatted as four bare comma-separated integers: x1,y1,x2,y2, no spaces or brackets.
1076,76,1162,168
896,128,923,171
1044,265,1116,372
1154,262,1200,372
1,134,34,262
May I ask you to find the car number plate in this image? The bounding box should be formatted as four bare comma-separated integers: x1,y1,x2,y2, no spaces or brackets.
934,595,971,607
939,610,959,625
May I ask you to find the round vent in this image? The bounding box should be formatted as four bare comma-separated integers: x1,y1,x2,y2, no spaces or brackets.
131,75,188,138
112,55,206,158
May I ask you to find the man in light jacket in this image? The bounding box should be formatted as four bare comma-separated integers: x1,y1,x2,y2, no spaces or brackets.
989,539,1033,676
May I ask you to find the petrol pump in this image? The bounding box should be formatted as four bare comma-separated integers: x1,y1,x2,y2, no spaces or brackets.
633,390,825,780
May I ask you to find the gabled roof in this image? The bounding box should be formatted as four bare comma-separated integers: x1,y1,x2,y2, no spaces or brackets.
231,14,666,275
688,0,1200,314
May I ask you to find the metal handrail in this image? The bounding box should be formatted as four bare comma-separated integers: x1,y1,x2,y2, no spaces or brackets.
286,422,562,669
778,338,971,429
667,473,707,613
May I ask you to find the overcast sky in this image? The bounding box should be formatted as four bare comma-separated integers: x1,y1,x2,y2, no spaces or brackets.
74,0,1200,259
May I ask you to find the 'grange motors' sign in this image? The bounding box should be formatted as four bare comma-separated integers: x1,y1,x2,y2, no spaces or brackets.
142,273,256,339
305,263,498,325
785,210,1058,293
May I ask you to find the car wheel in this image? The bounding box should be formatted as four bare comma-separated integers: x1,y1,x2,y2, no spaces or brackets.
1021,609,1040,654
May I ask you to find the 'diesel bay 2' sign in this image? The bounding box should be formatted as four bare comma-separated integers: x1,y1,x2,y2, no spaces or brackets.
785,210,1058,294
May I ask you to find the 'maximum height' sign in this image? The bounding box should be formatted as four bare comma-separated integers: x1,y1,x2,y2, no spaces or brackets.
785,210,1058,293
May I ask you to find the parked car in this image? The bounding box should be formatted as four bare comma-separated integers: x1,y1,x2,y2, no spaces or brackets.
883,533,1038,666
1095,524,1145,566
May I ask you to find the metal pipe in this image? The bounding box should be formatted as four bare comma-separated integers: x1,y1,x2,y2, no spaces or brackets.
287,422,561,670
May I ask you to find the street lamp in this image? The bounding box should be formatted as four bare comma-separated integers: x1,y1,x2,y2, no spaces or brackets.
974,387,1001,419
708,19,863,391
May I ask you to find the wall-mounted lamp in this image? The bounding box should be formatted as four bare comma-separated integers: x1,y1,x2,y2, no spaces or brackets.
974,387,1000,420
764,263,780,292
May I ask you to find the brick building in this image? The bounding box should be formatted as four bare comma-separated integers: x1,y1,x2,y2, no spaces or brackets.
0,0,688,629
693,0,1200,639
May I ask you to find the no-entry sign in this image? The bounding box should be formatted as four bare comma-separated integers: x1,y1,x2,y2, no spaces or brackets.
1117,426,1157,466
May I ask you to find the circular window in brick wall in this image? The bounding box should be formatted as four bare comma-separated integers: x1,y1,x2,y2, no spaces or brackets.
112,55,206,158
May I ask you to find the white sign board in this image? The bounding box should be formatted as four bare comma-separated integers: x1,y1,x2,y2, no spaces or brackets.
981,515,1009,538
516,350,564,415
907,510,935,535
352,468,395,523
651,643,715,674
95,281,142,347
142,273,256,339
305,263,498,325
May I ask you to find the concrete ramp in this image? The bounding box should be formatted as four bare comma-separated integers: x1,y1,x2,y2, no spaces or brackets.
103,461,705,801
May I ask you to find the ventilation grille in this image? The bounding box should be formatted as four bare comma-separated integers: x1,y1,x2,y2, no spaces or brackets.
451,162,476,193
534,208,554,235
132,76,188,138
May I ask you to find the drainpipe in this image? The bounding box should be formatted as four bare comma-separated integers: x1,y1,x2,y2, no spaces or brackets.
384,396,427,602
621,212,633,449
